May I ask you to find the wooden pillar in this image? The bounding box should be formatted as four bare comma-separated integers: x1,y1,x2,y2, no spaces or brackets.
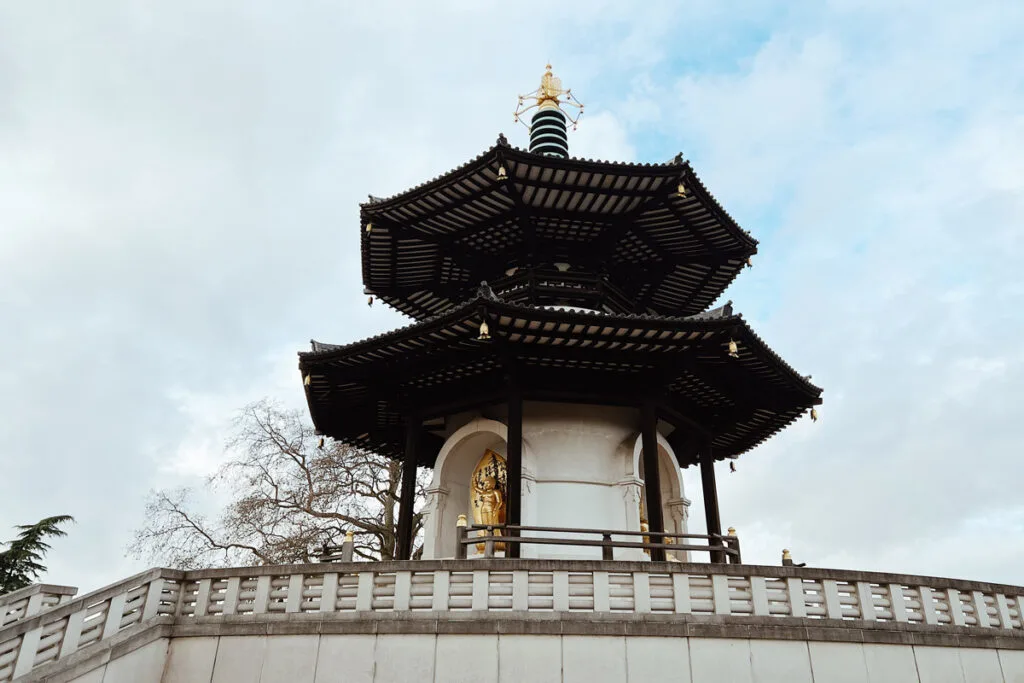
395,416,421,561
641,401,666,562
506,387,523,558
700,440,724,563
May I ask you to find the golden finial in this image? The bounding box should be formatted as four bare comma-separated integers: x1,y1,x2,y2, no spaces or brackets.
344,530,355,543
727,527,736,536
514,64,584,130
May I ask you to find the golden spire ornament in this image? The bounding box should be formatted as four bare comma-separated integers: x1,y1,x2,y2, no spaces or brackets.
515,64,584,158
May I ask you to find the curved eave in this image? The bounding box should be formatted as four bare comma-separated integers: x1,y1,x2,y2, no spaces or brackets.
299,300,821,463
359,142,758,321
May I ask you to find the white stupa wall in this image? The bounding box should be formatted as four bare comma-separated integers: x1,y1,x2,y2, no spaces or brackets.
422,402,688,560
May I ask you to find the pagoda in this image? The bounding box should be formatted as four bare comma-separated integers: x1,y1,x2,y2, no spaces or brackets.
298,66,822,563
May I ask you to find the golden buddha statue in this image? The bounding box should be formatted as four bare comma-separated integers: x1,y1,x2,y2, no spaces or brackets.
471,450,507,552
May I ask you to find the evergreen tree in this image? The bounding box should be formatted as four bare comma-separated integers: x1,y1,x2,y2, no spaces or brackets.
0,515,74,594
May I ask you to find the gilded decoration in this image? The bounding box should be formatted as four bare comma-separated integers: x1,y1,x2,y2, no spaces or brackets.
471,449,507,552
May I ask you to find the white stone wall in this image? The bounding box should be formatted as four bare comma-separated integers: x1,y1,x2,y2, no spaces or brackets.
118,634,1024,683
422,402,687,560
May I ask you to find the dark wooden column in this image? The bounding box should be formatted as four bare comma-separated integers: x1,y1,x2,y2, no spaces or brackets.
640,401,666,562
506,386,523,558
700,439,724,563
395,415,421,561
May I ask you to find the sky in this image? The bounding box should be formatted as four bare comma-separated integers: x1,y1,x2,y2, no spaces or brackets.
1,0,1022,593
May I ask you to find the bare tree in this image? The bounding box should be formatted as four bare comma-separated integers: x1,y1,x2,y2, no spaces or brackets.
130,400,427,568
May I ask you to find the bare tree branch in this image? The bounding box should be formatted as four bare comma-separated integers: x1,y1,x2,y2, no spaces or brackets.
129,399,428,567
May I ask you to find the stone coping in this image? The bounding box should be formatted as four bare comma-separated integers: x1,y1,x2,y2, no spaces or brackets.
0,583,78,607
166,610,1024,649
183,559,1024,596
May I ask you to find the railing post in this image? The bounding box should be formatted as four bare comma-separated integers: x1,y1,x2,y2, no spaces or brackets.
484,526,495,558
726,527,742,564
24,592,45,619
13,625,43,679
601,533,613,561
341,530,355,562
455,515,468,560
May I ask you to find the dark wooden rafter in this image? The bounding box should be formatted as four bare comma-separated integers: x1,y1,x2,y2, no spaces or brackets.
589,195,670,269
496,152,539,266
361,147,761,321
680,164,758,252
302,295,820,465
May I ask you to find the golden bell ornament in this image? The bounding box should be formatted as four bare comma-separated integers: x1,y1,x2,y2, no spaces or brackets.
365,223,372,234
810,407,818,422
303,374,311,386
497,165,508,181
478,320,491,340
318,437,325,449
368,296,374,307
727,339,739,359
677,181,687,197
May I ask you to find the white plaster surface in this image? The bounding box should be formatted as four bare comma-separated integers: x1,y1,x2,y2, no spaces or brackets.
807,642,869,683
915,645,967,683
314,634,375,683
260,634,319,683
424,403,690,560
497,634,562,683
862,643,919,683
163,636,218,683
748,639,813,683
562,634,627,683
372,634,435,682
689,638,753,683
957,647,1004,683
999,649,1024,683
102,638,168,683
624,636,691,682
211,636,267,683
435,634,499,683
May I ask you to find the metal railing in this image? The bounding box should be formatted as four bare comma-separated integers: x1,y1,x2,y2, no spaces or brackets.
455,523,741,563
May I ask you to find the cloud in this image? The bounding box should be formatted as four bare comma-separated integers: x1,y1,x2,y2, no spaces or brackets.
0,0,1021,593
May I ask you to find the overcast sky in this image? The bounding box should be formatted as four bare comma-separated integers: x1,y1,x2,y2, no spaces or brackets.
1,0,1022,593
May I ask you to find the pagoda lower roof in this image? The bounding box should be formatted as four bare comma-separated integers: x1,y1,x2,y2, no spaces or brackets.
298,298,821,468
361,139,758,321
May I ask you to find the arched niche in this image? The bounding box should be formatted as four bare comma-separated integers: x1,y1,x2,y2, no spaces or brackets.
630,433,691,561
422,417,537,559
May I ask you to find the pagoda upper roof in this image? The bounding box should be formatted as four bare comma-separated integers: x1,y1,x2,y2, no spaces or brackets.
361,138,758,321
299,296,821,468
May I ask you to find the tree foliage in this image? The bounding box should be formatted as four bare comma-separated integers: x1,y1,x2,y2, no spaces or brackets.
130,400,426,568
0,515,74,594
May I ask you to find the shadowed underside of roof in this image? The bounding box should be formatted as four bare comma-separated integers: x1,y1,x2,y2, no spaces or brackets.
360,142,758,321
299,299,821,467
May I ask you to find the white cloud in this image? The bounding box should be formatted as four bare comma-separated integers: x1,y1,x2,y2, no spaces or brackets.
1,0,1022,592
